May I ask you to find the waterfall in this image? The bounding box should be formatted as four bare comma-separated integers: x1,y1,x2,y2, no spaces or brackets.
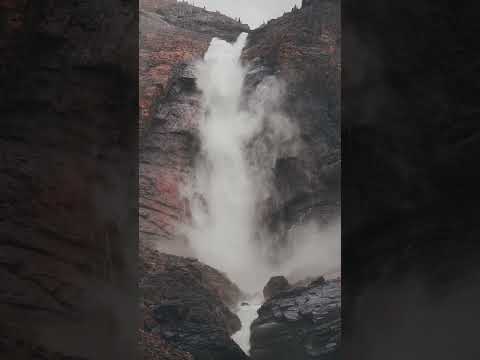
183,33,277,294
180,32,340,353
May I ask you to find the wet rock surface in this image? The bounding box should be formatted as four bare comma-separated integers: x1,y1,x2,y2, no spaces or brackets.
139,63,203,247
251,278,341,360
140,246,248,360
138,2,341,359
139,0,249,247
140,0,248,135
139,0,340,251
263,276,290,300
242,0,340,239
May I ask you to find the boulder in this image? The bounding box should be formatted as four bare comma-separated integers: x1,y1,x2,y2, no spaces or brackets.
140,246,248,360
251,278,340,360
263,276,290,300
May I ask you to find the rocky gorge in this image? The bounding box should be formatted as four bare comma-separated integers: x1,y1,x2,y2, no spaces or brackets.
139,0,340,359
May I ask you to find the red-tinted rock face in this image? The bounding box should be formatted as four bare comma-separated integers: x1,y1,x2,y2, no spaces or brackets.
139,1,248,248
139,0,249,135
139,63,202,247
139,9,210,135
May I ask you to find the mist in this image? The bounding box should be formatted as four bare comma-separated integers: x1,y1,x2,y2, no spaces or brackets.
180,33,340,294
282,220,341,283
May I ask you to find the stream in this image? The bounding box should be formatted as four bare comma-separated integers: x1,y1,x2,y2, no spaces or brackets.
232,296,263,354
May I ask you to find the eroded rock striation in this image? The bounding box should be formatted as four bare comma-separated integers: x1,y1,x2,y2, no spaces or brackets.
140,0,249,135
243,0,340,241
251,277,341,360
139,0,249,248
140,245,248,360
138,1,341,358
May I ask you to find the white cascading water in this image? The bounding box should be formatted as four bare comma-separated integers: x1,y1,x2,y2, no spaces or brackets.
183,32,275,294
180,33,341,354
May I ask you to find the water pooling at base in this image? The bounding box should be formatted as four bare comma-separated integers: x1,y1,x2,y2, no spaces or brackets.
232,296,263,354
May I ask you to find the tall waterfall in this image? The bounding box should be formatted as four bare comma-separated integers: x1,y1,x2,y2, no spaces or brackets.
181,32,340,354
182,32,340,294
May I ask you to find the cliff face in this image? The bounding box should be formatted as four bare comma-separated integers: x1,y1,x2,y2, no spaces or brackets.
139,0,249,135
139,2,340,357
139,4,252,358
139,1,249,248
140,7,209,135
140,0,340,253
156,2,249,42
243,0,340,242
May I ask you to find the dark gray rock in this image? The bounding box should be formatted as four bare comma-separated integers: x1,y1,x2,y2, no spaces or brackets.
140,247,248,360
251,279,340,360
242,0,340,246
263,276,290,300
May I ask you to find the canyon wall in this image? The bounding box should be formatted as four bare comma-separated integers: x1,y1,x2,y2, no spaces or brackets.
243,0,340,242
139,0,249,249
139,1,340,358
140,0,340,258
139,2,252,359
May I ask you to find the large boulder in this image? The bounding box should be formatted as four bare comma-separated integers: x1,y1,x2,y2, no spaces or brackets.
251,278,341,360
263,276,290,300
140,246,248,360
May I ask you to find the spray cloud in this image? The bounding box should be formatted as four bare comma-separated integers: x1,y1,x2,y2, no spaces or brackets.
180,33,339,293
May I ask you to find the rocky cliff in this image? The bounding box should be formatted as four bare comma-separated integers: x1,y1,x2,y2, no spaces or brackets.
140,0,340,257
140,0,249,135
140,245,247,360
139,0,249,248
243,0,340,242
251,277,341,360
139,0,340,358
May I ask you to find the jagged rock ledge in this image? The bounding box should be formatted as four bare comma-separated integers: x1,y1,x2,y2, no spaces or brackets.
140,245,249,360
251,277,341,360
